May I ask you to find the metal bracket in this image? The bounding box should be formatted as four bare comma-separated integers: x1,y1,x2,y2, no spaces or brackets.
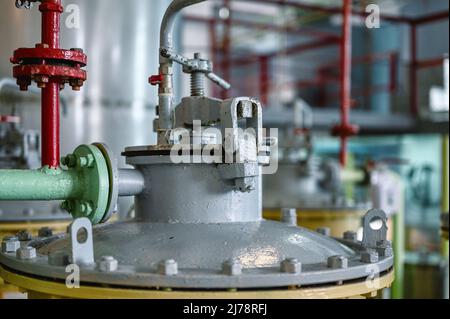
68,218,94,266
362,209,388,248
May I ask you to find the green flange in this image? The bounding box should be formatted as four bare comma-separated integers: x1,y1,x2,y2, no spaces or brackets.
60,144,110,224
0,144,111,225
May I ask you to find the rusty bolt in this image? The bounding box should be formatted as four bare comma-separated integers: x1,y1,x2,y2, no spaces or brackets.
70,79,83,91
35,43,49,49
35,75,49,89
70,48,84,53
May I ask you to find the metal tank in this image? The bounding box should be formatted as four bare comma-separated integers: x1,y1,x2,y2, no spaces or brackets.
0,0,393,299
263,124,369,238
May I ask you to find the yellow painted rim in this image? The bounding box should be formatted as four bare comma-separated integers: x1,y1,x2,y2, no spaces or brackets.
264,209,365,221
442,229,449,240
0,265,394,299
0,220,69,232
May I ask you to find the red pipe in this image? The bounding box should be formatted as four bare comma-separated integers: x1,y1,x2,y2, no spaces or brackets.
40,0,63,168
339,0,351,166
259,56,270,105
209,20,219,98
333,0,360,167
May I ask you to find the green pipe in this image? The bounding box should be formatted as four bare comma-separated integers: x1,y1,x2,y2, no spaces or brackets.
0,144,111,224
0,167,82,201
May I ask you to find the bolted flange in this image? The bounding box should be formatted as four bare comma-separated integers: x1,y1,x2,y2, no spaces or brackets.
60,144,111,224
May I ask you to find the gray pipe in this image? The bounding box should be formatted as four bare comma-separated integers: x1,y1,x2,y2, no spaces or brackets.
160,0,206,49
157,0,207,135
118,169,145,197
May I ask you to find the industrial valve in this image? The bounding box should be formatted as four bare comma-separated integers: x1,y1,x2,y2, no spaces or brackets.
158,50,231,96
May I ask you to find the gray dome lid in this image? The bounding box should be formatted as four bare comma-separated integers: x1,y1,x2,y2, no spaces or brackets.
1,212,394,289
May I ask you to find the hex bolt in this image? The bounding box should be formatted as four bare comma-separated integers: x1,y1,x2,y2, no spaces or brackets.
79,201,93,216
280,258,302,274
38,227,53,238
48,251,70,266
97,256,119,272
281,208,297,226
376,241,393,257
16,246,37,260
61,154,77,167
343,231,357,241
327,255,348,269
317,227,331,236
77,154,95,168
158,259,178,276
1,237,20,254
70,48,84,53
16,230,32,242
361,250,379,264
222,259,242,276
